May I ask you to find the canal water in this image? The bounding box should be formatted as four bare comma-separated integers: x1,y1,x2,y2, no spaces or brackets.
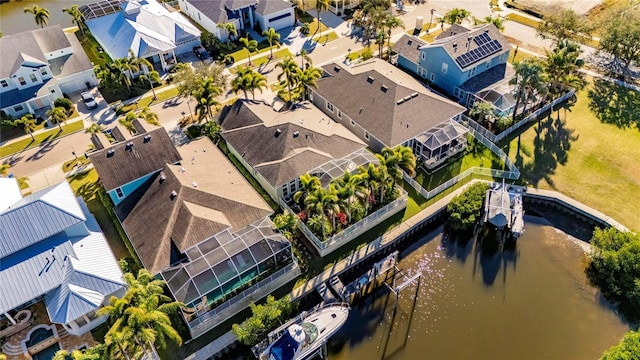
0,0,95,35
327,218,630,360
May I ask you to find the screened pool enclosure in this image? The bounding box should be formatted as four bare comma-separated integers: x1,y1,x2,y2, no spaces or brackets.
161,218,294,317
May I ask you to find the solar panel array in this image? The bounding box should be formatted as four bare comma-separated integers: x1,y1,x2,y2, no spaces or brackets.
473,32,491,45
455,39,503,68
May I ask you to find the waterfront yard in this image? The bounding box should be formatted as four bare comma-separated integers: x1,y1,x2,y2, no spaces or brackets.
503,79,640,230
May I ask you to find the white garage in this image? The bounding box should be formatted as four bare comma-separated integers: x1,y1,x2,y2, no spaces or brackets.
255,0,295,32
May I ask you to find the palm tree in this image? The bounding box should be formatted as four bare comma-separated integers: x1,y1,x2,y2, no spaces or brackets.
509,58,548,119
276,56,300,102
358,163,384,212
46,107,68,130
381,145,417,181
316,0,329,29
217,22,237,45
110,58,135,94
232,66,267,100
296,66,322,101
13,114,37,141
138,107,160,126
307,214,329,240
262,28,281,59
192,77,222,122
443,8,471,25
293,173,321,205
85,123,104,134
239,37,258,66
474,15,506,32
62,5,84,34
97,269,183,360
544,40,585,95
118,111,138,135
298,49,312,69
139,70,162,100
383,15,404,62
304,186,340,235
335,171,365,224
375,32,386,59
469,101,496,129
24,5,50,28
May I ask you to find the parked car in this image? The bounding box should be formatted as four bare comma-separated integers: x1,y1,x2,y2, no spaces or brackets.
193,45,212,62
81,92,98,109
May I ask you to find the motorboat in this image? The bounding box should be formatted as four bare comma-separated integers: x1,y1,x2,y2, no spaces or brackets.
259,302,350,360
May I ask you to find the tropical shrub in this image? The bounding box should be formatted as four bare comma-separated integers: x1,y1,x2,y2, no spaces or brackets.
446,182,490,231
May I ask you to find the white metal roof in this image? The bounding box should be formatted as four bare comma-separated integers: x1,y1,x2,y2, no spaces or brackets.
0,178,22,212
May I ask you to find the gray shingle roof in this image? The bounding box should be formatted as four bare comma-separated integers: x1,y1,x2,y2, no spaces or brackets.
117,137,273,275
394,34,426,64
89,127,182,191
220,100,367,188
32,25,72,55
0,30,48,78
313,59,466,147
0,79,53,110
428,24,511,71
255,0,293,15
459,63,514,93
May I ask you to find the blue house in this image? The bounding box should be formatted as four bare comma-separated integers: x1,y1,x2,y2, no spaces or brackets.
88,125,181,205
396,24,512,109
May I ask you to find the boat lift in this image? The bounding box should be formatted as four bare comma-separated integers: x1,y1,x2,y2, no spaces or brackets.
384,267,422,306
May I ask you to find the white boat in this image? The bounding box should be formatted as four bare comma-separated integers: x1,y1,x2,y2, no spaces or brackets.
259,303,350,360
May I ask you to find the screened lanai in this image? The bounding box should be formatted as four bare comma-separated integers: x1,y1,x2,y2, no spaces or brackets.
79,0,124,20
161,218,294,315
411,120,468,169
311,148,379,187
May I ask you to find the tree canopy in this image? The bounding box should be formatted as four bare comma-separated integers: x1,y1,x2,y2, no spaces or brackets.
446,182,490,231
536,7,593,45
171,62,228,98
601,330,640,360
598,2,640,80
232,295,295,345
586,227,640,322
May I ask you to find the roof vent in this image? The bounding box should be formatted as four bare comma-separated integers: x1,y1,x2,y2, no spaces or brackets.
107,149,115,157
334,65,340,72
453,43,458,52
404,95,412,101
159,173,166,183
411,92,418,98
192,182,198,188
170,191,177,200
408,39,413,45
275,128,282,138
397,98,405,105
367,76,375,83
381,85,388,92
293,131,300,138
125,142,134,151
143,135,152,143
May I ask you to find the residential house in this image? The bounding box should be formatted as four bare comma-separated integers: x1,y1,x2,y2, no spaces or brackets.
310,59,468,170
219,100,405,256
220,99,375,203
90,128,299,338
88,126,181,206
0,178,125,338
83,0,201,70
0,25,98,118
396,24,513,110
179,0,295,41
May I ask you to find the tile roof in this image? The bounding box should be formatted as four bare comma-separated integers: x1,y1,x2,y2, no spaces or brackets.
427,24,511,71
117,137,273,275
89,127,182,191
313,59,466,147
394,34,427,64
220,100,367,188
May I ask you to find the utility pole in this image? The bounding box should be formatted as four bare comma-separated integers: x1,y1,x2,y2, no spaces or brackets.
427,9,436,34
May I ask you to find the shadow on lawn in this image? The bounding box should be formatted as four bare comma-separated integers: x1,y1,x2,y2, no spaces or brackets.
588,78,640,130
515,104,579,188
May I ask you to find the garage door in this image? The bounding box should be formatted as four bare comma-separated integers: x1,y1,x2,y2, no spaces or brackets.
59,79,87,94
268,12,294,31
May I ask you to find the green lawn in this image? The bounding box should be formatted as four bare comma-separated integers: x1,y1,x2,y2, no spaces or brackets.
67,169,129,259
420,29,444,43
312,31,339,44
115,87,180,113
76,30,111,67
0,120,84,158
508,49,538,64
230,48,293,71
414,146,505,191
505,13,540,29
502,79,640,230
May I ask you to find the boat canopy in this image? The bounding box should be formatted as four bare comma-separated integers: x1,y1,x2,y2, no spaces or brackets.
270,330,300,360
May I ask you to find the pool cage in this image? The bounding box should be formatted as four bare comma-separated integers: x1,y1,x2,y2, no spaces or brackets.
79,0,125,20
161,218,294,318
